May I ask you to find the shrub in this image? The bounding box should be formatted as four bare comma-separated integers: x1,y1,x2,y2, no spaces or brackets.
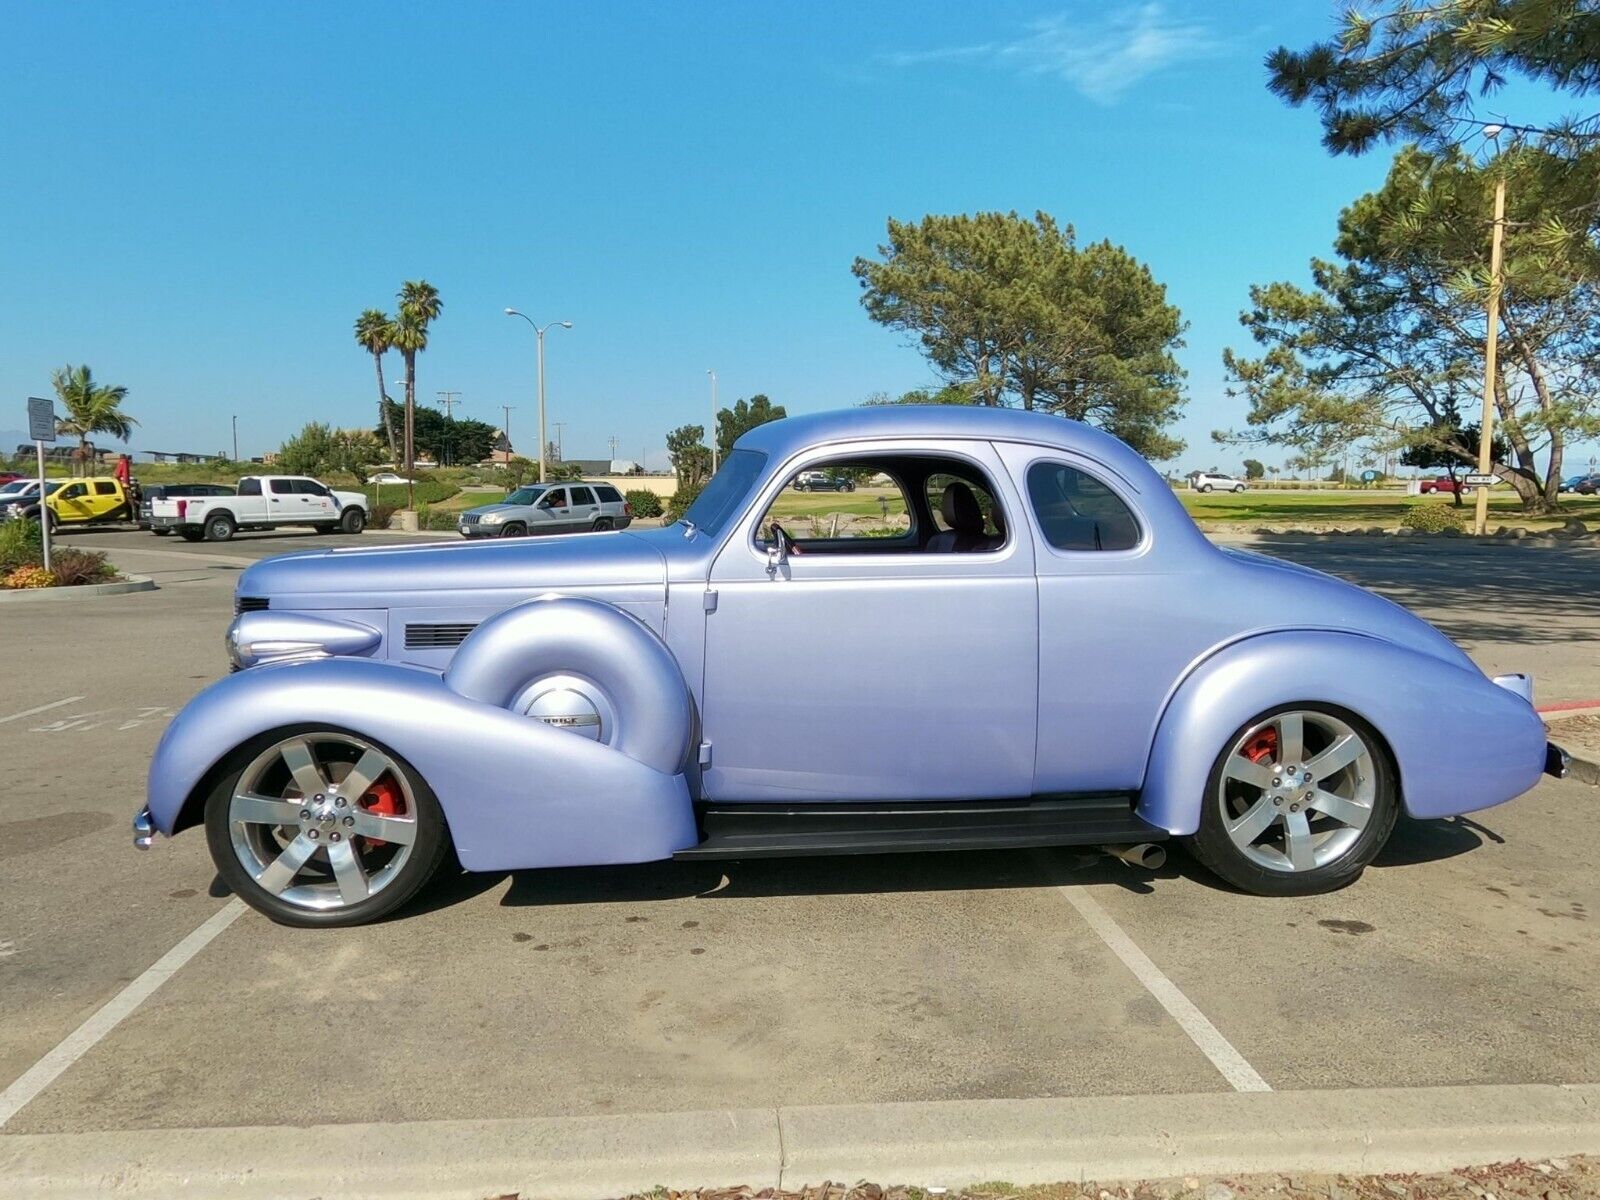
1401,503,1464,533
363,478,457,508
50,548,117,586
625,489,663,519
3,564,55,589
368,503,398,530
665,483,703,521
0,519,44,573
416,505,459,531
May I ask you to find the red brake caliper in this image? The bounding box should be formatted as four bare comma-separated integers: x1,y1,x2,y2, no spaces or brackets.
357,775,403,848
1242,728,1279,767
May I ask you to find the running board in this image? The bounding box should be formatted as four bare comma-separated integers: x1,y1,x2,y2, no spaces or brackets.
674,794,1163,860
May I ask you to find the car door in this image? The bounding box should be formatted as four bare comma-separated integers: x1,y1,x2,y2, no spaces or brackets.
53,481,91,522
567,485,598,529
266,477,297,522
90,480,120,518
699,438,1038,802
297,479,339,521
533,486,571,533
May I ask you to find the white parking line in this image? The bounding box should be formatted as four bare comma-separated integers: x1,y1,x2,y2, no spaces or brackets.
0,696,84,726
1055,883,1272,1093
0,899,246,1130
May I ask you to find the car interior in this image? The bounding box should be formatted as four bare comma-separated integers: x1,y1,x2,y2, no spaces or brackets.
754,453,1007,555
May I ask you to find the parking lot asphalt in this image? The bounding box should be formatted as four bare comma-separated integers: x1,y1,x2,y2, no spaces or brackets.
0,527,1596,1137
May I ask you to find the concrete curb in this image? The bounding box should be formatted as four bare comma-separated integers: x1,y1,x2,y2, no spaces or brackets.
1,1084,1595,1199
0,575,154,603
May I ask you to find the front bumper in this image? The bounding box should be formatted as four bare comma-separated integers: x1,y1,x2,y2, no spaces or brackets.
1546,742,1571,779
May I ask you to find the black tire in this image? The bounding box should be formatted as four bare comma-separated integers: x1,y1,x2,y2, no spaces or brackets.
203,728,451,928
340,506,366,534
203,512,235,542
592,517,614,531
313,522,338,534
500,522,526,537
153,528,172,537
844,481,856,492
1199,484,1212,493
1185,703,1399,897
179,529,204,542
1234,485,1246,493
796,483,808,492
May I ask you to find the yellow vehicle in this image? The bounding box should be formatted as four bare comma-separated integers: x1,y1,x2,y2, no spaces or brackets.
26,476,134,529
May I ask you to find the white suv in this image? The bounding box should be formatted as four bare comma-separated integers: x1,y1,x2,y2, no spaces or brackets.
1190,472,1247,493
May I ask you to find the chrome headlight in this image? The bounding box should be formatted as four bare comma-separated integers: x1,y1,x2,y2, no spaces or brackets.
226,611,382,670
479,511,504,523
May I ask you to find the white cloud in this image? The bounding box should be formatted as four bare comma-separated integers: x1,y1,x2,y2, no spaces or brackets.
882,4,1220,105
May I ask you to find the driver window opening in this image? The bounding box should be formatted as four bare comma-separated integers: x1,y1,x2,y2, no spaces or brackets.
754,454,1007,555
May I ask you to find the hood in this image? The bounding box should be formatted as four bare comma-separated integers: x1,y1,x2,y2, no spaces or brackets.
463,502,522,518
237,531,668,608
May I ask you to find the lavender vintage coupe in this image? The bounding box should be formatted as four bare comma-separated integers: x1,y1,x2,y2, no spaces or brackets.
136,407,1564,926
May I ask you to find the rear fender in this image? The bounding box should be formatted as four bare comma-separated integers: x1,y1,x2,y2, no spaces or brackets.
1138,630,1547,835
147,657,696,871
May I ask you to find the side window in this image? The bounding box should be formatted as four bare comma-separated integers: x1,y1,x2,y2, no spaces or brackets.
60,483,87,499
238,478,262,496
595,485,622,503
569,485,595,506
541,488,568,508
94,480,117,496
754,456,913,549
925,472,1004,541
295,480,330,496
269,479,294,494
1027,461,1141,552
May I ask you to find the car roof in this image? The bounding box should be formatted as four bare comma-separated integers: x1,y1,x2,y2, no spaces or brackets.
732,406,1158,488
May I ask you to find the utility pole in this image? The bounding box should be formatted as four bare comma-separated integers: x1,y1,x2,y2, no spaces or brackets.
1473,168,1509,537
553,421,566,462
435,390,463,419
435,392,463,465
231,414,238,463
501,405,516,462
608,435,618,464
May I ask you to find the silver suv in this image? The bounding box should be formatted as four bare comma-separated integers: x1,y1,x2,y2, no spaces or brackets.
458,481,634,538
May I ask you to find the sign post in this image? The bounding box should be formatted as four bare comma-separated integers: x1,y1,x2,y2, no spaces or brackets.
26,397,56,572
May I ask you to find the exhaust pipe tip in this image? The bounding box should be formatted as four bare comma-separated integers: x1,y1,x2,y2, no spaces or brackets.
1101,842,1167,870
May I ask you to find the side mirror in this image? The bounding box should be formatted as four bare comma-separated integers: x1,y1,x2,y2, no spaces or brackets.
765,522,790,578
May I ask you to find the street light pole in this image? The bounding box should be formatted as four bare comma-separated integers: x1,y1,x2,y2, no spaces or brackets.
1474,138,1509,537
707,369,719,475
231,414,238,463
505,309,572,484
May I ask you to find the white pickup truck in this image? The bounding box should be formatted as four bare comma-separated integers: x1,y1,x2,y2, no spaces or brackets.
152,475,369,542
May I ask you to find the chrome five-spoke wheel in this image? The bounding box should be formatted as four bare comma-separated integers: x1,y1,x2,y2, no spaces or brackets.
1190,705,1398,896
205,730,448,926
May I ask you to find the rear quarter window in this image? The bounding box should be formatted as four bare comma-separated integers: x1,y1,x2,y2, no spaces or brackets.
1026,461,1141,552
595,485,622,503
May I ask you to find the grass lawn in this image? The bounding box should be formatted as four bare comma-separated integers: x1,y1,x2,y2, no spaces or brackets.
1178,488,1600,526
765,487,909,520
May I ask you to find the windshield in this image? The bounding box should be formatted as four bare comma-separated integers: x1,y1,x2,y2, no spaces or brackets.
505,486,546,505
681,449,767,537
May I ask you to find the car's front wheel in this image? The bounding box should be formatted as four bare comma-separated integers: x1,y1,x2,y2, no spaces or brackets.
1186,704,1398,897
204,729,451,927
499,522,526,537
1199,484,1213,493
340,506,366,534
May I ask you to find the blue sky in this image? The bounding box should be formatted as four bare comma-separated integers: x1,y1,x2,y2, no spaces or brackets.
0,2,1580,472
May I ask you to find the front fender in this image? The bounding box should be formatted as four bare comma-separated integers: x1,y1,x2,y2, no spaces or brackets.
146,658,697,871
1137,631,1548,836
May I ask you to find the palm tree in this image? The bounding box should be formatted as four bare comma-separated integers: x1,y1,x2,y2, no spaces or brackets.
51,364,136,475
354,309,398,460
391,280,442,475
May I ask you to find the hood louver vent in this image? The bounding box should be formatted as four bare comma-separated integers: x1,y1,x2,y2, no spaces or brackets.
405,622,478,650
235,596,269,613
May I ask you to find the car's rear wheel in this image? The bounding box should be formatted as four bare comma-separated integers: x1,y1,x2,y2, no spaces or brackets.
1186,704,1398,897
500,522,526,537
180,529,204,542
204,729,450,928
204,513,235,542
592,517,614,531
153,528,171,536
313,521,337,533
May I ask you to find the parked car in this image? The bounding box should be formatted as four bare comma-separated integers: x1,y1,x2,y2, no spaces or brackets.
792,470,856,492
369,472,411,485
1573,475,1600,496
0,479,60,519
0,472,23,486
1190,472,1247,493
138,406,1560,927
457,482,632,538
140,483,236,534
149,475,367,542
15,476,133,530
1418,476,1463,495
